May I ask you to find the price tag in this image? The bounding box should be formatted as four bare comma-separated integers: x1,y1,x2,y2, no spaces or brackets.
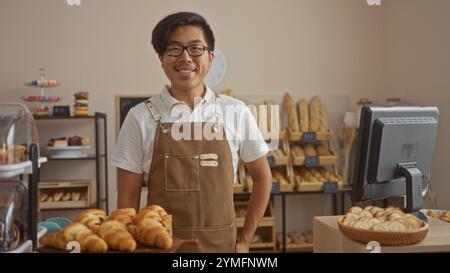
271,182,281,194
302,132,317,142
323,181,338,193
305,156,320,167
267,156,276,167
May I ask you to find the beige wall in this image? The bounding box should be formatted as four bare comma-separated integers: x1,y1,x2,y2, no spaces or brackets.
384,0,450,209
0,0,396,233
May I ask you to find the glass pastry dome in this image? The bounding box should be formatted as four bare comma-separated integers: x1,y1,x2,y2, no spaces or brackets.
0,103,39,165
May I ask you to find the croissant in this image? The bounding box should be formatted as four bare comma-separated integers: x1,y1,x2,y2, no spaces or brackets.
109,208,136,226
40,223,108,252
137,205,172,234
63,223,108,252
39,231,66,250
134,218,173,250
74,213,104,233
84,209,108,221
98,220,137,252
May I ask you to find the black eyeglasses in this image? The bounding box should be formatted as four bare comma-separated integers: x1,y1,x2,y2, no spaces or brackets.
165,44,209,57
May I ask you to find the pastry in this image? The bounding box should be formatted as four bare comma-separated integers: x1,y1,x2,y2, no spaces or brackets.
349,206,363,215
40,223,108,252
292,146,304,157
282,93,300,132
38,192,48,202
53,192,64,202
74,91,89,117
61,192,71,201
318,101,329,132
71,192,81,201
342,205,424,232
308,96,321,132
68,135,82,146
109,208,137,226
297,98,309,132
74,212,105,234
98,220,137,252
303,144,316,157
132,205,173,249
316,144,331,156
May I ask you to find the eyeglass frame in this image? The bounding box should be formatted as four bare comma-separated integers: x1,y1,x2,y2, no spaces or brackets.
164,44,210,57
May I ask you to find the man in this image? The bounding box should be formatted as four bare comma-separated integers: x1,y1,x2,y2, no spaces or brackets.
112,12,272,253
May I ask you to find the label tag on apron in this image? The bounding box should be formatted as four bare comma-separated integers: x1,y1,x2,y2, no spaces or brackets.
200,153,218,160
200,160,218,167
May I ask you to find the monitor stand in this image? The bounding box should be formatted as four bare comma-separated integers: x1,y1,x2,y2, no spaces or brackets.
397,163,428,222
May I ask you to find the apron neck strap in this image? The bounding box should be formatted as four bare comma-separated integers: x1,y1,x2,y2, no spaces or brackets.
145,98,168,133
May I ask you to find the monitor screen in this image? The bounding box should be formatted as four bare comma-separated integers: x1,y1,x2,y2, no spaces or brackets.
352,106,439,213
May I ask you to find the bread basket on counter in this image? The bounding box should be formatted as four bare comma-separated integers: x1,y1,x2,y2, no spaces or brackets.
338,216,429,246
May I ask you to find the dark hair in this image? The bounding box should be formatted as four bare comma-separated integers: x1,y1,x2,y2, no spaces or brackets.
151,12,215,57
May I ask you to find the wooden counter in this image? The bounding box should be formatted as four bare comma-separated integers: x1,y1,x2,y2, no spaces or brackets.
313,216,450,253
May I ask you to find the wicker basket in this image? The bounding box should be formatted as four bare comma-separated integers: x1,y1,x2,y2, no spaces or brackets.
338,217,429,246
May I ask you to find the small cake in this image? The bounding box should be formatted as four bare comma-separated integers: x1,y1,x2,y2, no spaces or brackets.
68,135,82,146
81,137,90,146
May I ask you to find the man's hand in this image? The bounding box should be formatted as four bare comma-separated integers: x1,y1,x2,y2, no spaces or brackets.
235,241,250,253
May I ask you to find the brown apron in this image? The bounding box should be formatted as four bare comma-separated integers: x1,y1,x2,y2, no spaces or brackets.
145,98,237,253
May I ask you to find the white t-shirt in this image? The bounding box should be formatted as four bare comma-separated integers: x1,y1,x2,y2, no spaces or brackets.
111,85,269,183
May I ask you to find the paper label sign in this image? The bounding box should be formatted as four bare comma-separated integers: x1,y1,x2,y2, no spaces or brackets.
323,181,338,193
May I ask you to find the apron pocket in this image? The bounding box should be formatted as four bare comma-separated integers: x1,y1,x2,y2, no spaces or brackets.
165,154,199,191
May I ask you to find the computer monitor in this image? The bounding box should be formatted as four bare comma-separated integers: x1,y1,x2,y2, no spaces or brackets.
351,106,439,217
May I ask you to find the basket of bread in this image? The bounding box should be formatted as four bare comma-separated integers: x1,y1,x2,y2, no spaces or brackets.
338,206,429,246
39,205,178,252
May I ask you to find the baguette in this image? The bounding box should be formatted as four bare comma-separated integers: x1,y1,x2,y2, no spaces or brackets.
283,93,300,132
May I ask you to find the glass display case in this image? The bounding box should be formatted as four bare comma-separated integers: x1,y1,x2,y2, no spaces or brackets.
0,181,27,252
0,103,39,165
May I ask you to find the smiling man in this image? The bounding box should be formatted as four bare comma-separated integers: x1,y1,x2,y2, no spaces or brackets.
112,12,272,253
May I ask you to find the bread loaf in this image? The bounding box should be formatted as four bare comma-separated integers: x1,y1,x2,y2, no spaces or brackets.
318,101,329,132
316,144,331,156
283,93,300,132
297,98,309,132
308,96,321,132
303,144,316,157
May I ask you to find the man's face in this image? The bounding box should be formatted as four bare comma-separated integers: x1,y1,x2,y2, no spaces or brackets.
160,25,214,92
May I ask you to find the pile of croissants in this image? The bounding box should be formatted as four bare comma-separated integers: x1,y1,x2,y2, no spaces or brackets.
39,205,173,252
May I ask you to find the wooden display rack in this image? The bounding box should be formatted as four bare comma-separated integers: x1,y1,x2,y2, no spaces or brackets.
38,180,95,210
233,163,245,193
235,201,276,250
287,128,332,141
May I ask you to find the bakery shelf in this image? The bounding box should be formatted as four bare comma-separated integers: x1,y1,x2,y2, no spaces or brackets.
266,154,289,166
262,129,286,141
285,242,313,252
39,200,89,210
287,129,332,142
34,116,97,120
235,201,275,227
38,180,94,210
296,182,324,192
35,112,109,212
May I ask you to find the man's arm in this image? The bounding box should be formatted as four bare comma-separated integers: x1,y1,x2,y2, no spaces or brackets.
236,155,272,253
117,167,143,211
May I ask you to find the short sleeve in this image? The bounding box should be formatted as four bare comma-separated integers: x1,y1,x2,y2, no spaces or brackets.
237,103,269,163
111,109,144,174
